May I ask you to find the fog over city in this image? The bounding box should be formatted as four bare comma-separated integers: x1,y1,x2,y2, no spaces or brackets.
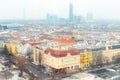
0,0,120,20
1,0,120,80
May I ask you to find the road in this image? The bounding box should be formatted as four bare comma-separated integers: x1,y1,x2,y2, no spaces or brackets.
25,63,51,80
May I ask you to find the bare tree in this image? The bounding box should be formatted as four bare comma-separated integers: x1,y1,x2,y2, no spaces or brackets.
4,45,9,54
15,55,28,77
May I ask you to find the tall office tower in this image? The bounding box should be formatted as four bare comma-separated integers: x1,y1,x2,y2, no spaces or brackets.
69,3,73,22
87,13,93,22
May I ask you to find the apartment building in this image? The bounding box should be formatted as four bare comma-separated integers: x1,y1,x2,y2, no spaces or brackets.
80,51,93,69
91,45,120,65
44,47,80,70
33,47,43,65
102,46,120,64
33,38,80,73
4,43,18,56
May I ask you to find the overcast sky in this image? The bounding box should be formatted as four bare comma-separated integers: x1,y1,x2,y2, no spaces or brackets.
0,0,119,20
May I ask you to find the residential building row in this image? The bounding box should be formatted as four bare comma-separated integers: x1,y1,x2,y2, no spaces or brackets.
3,41,120,73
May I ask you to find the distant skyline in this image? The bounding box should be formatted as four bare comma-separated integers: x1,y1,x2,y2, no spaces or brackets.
0,0,120,20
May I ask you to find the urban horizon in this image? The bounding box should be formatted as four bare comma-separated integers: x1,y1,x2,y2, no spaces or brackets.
0,0,120,20
1,0,120,80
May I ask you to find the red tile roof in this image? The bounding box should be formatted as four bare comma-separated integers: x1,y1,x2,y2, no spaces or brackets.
29,42,43,46
44,48,79,58
43,34,50,36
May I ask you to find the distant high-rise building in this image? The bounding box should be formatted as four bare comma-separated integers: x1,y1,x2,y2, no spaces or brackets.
46,13,59,23
87,13,93,22
69,3,73,22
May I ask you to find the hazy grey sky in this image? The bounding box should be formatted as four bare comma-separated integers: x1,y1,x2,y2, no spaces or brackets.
0,0,119,20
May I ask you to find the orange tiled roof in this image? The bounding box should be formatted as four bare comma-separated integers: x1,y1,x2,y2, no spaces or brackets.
55,39,75,43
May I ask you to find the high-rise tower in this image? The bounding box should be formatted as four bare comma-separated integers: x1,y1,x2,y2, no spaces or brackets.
69,3,73,22
87,13,93,22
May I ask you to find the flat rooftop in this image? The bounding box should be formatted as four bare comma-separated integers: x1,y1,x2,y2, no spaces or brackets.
89,69,117,79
